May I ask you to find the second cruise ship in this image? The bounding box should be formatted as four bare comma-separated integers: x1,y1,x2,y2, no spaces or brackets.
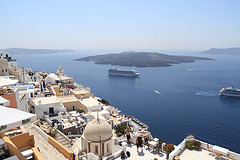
219,86,240,97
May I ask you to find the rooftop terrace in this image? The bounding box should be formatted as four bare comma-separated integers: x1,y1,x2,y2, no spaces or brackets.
115,144,166,160
177,148,216,160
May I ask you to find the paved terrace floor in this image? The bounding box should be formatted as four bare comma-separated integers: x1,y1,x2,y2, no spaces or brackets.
24,123,67,160
116,144,166,160
178,148,232,160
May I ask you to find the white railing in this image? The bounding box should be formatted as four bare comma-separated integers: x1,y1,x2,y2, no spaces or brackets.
32,121,49,141
169,139,186,160
197,140,240,160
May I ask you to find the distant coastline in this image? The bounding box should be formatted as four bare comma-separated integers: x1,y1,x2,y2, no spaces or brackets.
74,51,213,67
0,48,74,55
200,47,240,55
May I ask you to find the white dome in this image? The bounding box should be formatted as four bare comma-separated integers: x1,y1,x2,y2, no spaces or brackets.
56,66,65,76
84,118,112,142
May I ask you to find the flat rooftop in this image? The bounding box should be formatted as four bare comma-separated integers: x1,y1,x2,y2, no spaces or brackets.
177,148,216,160
58,95,79,103
32,96,60,105
80,97,102,107
71,88,89,95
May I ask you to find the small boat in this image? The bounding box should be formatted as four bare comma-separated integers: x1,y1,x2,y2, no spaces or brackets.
154,90,160,94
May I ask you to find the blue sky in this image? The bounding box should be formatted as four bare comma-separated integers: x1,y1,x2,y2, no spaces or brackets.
0,0,239,51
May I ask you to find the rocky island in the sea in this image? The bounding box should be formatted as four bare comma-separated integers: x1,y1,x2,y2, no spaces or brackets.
74,51,213,67
0,48,74,55
200,47,240,55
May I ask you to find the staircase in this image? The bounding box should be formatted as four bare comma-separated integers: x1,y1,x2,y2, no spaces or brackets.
55,131,71,149
42,121,72,150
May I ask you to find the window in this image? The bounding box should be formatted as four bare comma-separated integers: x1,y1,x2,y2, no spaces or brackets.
5,69,7,72
95,145,98,155
2,69,4,72
88,142,90,152
72,106,75,111
107,143,109,153
102,143,104,156
80,127,84,134
49,107,54,114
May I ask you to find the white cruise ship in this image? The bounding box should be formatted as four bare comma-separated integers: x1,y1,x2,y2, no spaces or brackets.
108,68,140,77
219,86,240,97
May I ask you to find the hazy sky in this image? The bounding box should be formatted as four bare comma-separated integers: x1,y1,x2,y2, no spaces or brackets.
0,0,240,50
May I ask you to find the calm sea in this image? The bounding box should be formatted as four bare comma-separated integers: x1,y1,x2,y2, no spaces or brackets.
14,51,240,153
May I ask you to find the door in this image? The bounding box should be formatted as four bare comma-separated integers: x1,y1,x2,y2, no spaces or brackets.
49,107,54,114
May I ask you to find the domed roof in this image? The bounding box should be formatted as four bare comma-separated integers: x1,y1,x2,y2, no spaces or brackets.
84,118,113,142
46,73,58,79
56,66,65,76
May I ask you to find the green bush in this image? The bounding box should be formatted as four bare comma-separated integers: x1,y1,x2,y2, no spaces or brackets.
77,109,85,113
114,123,127,136
186,141,194,149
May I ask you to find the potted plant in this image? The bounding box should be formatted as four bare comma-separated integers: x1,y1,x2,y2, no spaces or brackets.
163,144,175,159
30,139,35,147
186,141,194,149
80,152,86,155
193,140,201,149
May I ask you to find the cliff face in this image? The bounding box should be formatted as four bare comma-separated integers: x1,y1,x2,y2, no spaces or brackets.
75,52,213,67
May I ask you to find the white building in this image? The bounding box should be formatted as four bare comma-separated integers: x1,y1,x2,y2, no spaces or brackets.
0,96,10,107
79,97,104,112
0,77,20,109
0,52,41,84
90,110,111,121
0,52,18,71
30,96,66,121
45,66,74,86
17,85,37,112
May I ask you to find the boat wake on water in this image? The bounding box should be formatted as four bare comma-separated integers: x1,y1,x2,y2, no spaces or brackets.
154,90,163,95
195,91,218,97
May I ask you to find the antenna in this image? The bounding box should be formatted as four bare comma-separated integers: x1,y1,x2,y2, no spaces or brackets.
97,109,100,123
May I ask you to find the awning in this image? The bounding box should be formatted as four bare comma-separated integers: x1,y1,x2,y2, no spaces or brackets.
0,106,37,132
0,78,18,87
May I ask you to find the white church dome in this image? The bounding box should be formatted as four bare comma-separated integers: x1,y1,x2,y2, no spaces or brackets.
84,118,113,142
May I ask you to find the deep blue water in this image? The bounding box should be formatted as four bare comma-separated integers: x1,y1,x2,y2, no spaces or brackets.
14,51,240,153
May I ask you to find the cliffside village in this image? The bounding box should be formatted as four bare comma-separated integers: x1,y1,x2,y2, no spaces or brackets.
0,52,239,160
